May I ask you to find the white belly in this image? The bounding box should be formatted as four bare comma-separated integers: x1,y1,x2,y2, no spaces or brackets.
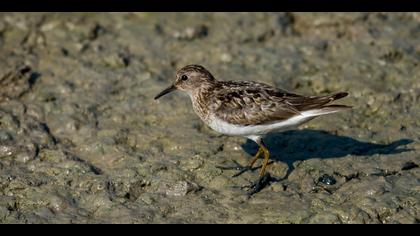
207,114,314,137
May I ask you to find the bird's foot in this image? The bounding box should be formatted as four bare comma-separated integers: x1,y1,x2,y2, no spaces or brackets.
216,160,259,177
243,173,279,195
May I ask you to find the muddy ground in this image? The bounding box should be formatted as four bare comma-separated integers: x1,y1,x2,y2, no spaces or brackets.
0,13,419,223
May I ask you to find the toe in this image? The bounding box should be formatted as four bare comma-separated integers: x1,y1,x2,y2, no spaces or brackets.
247,173,272,195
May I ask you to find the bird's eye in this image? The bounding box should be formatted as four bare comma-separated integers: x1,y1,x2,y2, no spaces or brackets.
181,75,188,81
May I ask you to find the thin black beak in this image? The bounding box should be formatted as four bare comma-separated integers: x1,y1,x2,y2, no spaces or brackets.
154,85,176,100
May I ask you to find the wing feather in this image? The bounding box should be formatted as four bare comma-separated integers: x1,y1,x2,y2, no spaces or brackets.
210,81,348,126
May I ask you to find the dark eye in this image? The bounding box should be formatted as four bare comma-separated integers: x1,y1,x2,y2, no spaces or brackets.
181,75,188,81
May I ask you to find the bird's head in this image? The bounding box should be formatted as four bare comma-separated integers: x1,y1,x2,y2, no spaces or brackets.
154,64,216,100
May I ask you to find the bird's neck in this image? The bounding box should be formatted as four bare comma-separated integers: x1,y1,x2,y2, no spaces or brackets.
190,82,217,122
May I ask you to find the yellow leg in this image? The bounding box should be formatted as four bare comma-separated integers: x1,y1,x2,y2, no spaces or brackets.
246,139,272,195
247,146,263,168
258,143,270,177
218,138,270,180
227,145,266,178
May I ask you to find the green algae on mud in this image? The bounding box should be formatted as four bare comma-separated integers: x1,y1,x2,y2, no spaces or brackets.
0,13,419,223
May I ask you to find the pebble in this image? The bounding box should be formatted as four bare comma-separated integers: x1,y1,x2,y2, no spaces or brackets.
164,181,201,197
220,53,233,63
173,25,208,41
318,174,337,185
0,145,15,158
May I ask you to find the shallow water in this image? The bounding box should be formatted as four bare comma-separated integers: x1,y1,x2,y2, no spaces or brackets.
0,13,419,223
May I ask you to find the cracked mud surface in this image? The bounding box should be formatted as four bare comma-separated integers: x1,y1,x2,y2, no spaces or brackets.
0,13,419,223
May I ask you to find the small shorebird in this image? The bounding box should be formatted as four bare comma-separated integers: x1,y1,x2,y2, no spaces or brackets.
155,65,351,194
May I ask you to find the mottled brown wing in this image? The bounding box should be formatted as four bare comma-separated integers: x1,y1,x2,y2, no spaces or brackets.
211,81,348,126
210,81,302,126
284,91,349,111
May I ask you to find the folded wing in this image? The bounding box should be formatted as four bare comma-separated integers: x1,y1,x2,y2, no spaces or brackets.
211,81,350,126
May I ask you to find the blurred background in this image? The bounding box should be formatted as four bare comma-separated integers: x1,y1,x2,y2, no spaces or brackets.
0,13,419,223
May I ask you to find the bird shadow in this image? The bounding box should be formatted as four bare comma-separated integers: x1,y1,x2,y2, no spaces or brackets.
241,129,414,180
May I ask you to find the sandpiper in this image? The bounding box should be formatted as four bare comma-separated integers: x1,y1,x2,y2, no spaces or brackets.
155,64,351,194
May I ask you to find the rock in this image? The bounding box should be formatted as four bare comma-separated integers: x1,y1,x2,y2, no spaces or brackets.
15,149,35,163
103,53,129,69
0,64,33,101
0,145,15,158
172,25,208,41
138,193,155,205
128,180,150,200
162,181,201,197
179,155,204,172
318,174,337,185
309,212,341,224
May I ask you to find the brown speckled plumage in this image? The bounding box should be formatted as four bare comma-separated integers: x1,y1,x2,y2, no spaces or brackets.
154,64,351,194
168,65,350,126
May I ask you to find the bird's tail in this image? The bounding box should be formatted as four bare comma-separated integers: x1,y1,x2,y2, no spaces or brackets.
301,104,352,117
300,92,352,117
